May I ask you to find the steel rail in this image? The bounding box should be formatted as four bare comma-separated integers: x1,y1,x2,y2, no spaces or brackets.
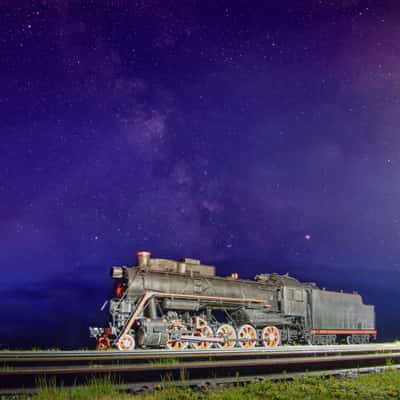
1,350,400,394
0,344,399,366
1,343,398,357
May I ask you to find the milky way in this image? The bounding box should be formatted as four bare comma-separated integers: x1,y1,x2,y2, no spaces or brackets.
1,1,400,348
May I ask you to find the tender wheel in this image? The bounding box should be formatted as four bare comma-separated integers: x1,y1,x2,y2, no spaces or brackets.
96,335,111,350
237,324,257,348
262,326,280,348
192,317,213,350
117,334,135,351
166,320,188,350
362,335,370,344
346,335,353,345
216,324,237,349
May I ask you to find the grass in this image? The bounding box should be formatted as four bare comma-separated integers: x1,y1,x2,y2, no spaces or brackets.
6,369,400,400
33,376,120,400
30,348,61,352
0,348,61,352
138,369,400,400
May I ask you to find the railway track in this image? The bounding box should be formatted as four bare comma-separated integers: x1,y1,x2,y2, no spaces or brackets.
1,344,399,396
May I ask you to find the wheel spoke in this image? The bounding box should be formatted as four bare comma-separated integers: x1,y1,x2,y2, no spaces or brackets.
237,324,257,348
166,319,188,350
216,324,237,349
262,326,280,348
117,334,135,351
192,317,213,350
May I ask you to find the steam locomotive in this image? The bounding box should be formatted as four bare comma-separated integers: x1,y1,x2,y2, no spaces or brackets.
89,251,376,351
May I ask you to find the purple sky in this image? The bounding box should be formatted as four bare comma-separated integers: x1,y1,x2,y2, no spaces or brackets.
1,1,400,348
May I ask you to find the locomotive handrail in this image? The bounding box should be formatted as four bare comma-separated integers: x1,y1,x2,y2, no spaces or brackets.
116,290,271,345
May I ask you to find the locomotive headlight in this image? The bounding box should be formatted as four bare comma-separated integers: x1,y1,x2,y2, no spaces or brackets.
110,266,124,279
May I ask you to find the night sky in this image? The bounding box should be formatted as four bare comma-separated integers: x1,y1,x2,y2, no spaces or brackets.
1,1,400,349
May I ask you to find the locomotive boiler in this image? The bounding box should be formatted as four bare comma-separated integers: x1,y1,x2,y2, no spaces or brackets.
89,251,376,351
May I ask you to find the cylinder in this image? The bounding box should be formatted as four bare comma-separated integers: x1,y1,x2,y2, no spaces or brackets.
137,251,151,267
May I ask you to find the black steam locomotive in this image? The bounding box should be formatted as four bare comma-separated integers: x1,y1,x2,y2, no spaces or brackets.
90,251,376,351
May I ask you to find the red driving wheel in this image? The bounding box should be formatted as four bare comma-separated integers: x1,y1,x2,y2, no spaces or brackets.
96,335,111,350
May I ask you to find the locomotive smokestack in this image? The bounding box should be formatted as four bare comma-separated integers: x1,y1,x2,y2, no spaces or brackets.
137,251,151,268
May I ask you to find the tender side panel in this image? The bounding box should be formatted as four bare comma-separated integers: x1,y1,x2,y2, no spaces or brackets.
311,289,375,330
